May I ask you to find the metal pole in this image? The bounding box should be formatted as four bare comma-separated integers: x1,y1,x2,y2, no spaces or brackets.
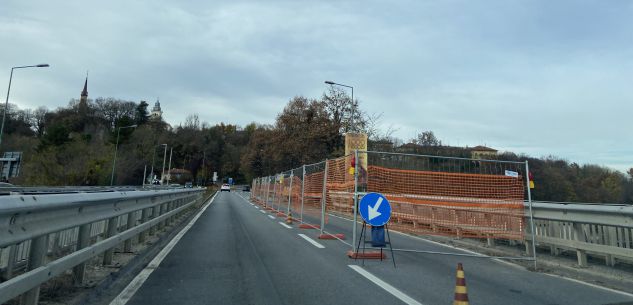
287,170,293,214
0,68,14,146
320,160,329,235
142,165,147,187
525,161,537,269
351,86,354,131
110,127,122,186
301,165,306,222
265,176,271,207
167,147,173,185
161,145,168,184
272,175,278,211
352,150,359,252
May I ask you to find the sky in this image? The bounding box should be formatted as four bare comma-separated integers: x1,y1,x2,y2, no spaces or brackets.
1,0,631,172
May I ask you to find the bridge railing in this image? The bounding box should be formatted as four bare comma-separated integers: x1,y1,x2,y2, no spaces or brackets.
529,201,633,267
0,188,207,305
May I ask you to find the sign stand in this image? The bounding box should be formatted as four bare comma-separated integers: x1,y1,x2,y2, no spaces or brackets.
354,221,396,268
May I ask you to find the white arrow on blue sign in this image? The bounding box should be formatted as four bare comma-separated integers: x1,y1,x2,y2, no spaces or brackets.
359,193,391,226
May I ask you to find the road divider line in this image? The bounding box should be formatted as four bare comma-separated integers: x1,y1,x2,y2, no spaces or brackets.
278,222,292,229
109,192,218,305
267,215,275,219
259,210,267,214
348,265,424,305
298,234,325,248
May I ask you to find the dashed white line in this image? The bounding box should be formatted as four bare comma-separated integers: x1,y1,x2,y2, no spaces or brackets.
109,192,218,305
267,215,275,219
278,222,292,229
259,210,267,214
298,234,325,248
348,265,424,305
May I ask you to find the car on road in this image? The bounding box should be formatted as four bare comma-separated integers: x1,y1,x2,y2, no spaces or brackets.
185,182,193,188
221,184,231,192
242,185,250,192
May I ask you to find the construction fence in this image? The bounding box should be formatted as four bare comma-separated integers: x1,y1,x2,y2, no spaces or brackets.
251,150,535,258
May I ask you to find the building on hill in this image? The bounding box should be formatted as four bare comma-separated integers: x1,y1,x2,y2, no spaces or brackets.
150,98,163,120
469,145,498,159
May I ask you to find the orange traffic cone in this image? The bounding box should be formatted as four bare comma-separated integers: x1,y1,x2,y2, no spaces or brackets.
286,211,293,225
453,263,469,305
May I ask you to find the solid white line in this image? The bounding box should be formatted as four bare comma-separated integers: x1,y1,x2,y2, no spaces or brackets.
543,272,633,298
110,192,218,305
298,234,325,248
267,215,275,219
278,222,292,229
348,265,424,305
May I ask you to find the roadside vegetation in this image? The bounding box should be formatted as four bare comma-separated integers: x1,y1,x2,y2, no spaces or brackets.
2,88,631,204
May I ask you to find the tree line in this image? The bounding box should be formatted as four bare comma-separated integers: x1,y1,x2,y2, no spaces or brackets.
1,88,631,204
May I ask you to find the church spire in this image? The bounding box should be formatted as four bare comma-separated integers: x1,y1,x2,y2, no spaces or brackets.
81,72,88,98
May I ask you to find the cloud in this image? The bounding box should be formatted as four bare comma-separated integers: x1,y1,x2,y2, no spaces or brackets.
0,0,630,171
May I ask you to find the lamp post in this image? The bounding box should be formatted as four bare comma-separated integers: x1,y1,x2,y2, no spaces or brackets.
110,124,137,186
166,147,173,185
325,80,354,131
150,143,167,185
1,64,49,146
161,144,168,184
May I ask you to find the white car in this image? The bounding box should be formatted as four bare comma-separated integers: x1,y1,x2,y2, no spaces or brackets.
220,184,231,192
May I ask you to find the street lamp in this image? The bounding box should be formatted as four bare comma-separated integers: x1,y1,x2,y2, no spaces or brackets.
149,143,167,185
324,80,355,131
110,124,137,186
1,64,50,146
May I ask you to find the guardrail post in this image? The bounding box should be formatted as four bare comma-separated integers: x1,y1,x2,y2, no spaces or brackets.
124,212,136,252
149,206,157,236
573,222,588,267
21,234,49,305
1,244,17,280
103,216,119,265
139,208,149,243
158,203,166,230
73,223,91,285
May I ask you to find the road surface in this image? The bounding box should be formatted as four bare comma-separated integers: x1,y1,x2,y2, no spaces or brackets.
111,191,633,305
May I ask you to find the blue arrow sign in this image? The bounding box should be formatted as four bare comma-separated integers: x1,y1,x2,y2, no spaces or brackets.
359,193,391,226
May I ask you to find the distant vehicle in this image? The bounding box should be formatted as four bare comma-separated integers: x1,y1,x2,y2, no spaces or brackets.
185,182,193,188
242,185,250,192
221,184,231,192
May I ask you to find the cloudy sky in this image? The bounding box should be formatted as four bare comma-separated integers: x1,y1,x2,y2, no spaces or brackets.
1,1,631,171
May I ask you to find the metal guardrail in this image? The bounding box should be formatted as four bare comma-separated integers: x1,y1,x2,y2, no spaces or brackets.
0,188,207,305
529,201,633,267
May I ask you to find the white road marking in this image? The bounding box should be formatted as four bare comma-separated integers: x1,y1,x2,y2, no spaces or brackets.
298,234,325,248
268,215,275,219
109,192,218,305
543,273,633,298
259,210,267,214
278,222,292,229
348,265,424,305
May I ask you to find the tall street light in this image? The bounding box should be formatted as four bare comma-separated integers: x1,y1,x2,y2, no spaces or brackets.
1,64,50,146
325,80,354,131
150,143,167,184
161,144,168,184
110,124,137,186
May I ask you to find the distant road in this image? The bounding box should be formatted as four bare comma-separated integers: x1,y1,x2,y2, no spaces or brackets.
110,192,633,305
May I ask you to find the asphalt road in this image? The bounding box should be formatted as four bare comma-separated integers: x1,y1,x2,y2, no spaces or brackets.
116,191,633,305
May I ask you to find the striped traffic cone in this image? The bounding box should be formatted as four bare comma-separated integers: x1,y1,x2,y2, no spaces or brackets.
286,211,293,225
453,263,469,305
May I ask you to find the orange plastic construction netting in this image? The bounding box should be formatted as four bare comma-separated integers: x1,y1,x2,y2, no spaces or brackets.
366,165,525,240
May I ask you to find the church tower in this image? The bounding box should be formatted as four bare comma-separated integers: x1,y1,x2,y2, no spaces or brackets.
79,74,89,116
150,98,163,120
80,75,88,105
